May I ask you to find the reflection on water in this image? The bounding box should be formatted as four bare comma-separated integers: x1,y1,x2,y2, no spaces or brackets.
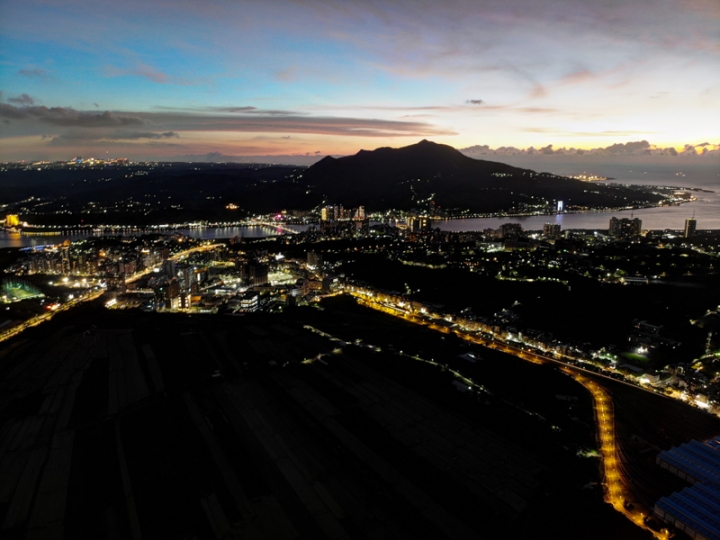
0,224,303,249
436,199,720,232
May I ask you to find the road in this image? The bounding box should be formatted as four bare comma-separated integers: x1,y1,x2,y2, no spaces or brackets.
347,288,671,539
0,242,223,344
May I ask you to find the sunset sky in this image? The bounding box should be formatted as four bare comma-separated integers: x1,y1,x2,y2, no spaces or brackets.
1,0,718,162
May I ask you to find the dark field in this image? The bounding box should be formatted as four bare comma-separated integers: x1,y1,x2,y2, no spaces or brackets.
3,296,715,539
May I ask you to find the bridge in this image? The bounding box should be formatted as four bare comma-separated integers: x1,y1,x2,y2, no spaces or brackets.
246,221,301,235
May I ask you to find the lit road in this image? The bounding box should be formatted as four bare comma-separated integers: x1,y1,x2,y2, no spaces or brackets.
125,243,223,284
1,242,223,344
0,288,105,343
345,286,670,539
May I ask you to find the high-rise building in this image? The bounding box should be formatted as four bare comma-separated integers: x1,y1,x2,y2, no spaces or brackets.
247,262,269,286
162,259,176,278
498,223,523,239
307,251,323,269
542,223,562,239
60,246,70,275
684,217,697,238
408,216,432,233
609,217,642,239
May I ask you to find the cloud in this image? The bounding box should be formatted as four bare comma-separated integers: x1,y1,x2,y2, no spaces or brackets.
203,106,299,116
106,131,180,140
0,101,453,139
45,132,181,147
17,68,49,78
460,140,720,158
0,104,144,127
466,99,484,105
603,140,651,154
274,67,297,81
104,62,181,84
557,69,594,85
8,94,36,106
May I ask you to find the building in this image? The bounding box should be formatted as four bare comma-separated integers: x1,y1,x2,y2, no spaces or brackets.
609,217,642,239
247,262,269,286
655,436,720,539
307,251,323,269
542,223,562,239
5,215,20,228
408,217,432,233
162,259,177,279
238,291,259,312
498,223,523,239
685,217,697,238
321,205,344,221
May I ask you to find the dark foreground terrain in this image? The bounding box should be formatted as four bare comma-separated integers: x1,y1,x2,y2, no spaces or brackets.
3,296,717,539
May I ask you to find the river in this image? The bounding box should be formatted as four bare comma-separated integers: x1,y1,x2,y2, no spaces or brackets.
0,225,286,250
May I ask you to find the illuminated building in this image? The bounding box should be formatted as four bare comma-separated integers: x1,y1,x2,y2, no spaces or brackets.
609,217,642,239
5,215,20,228
685,217,697,238
557,200,564,213
60,246,70,275
408,216,432,233
238,291,259,312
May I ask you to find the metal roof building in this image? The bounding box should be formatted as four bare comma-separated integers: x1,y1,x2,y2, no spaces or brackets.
655,436,720,540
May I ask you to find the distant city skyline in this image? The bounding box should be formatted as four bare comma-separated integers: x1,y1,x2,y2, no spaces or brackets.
1,0,719,161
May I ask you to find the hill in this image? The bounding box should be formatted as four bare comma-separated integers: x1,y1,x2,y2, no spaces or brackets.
301,140,663,212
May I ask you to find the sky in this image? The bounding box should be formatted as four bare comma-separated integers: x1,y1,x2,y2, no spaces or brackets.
0,0,719,163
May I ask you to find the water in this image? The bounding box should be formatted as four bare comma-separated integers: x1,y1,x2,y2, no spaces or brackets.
0,225,284,250
2,159,717,247
437,158,719,232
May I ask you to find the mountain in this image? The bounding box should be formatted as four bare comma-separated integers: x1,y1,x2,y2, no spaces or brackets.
300,140,663,212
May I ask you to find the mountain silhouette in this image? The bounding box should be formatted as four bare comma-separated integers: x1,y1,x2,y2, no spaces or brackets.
301,140,661,212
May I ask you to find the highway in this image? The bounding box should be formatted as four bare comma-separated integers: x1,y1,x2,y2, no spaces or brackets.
346,287,671,539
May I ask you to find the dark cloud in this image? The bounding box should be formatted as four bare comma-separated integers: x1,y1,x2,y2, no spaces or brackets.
8,94,35,105
45,132,181,147
0,104,29,119
17,68,48,78
1,102,455,138
0,103,144,127
142,111,455,137
604,140,651,154
466,99,484,105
